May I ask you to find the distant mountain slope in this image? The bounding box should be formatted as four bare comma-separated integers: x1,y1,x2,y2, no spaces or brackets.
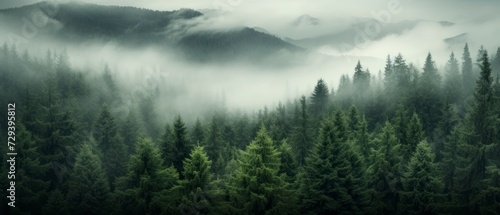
284,19,455,50
0,1,304,62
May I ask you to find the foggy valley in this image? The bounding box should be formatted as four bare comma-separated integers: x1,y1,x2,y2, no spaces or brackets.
1,0,500,214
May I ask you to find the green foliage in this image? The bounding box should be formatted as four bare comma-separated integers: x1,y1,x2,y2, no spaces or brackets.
230,126,298,215
66,142,111,215
94,105,128,187
399,141,444,214
310,79,329,122
300,117,370,214
178,146,218,215
462,43,474,96
368,121,402,213
115,137,180,215
290,96,313,166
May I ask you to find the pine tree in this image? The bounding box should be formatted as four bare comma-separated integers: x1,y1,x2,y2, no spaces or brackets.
66,143,111,215
172,114,192,176
353,60,371,94
444,52,463,104
290,96,312,166
178,146,217,215
347,105,361,140
393,53,410,100
115,137,180,215
300,116,370,214
399,141,444,214
191,117,205,145
434,101,459,162
384,55,395,94
392,104,408,146
204,115,225,174
277,140,298,183
462,43,474,97
34,82,80,189
94,105,127,187
230,126,298,215
42,189,69,215
337,74,353,108
9,123,50,215
417,52,443,134
492,47,500,79
368,121,402,214
270,102,289,142
310,79,329,122
404,112,424,162
159,123,175,166
121,109,140,153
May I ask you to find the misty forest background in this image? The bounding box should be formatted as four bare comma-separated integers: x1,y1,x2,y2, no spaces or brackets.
1,40,500,215
0,3,499,214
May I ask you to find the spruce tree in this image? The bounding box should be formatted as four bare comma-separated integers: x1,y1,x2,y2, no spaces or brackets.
368,121,402,214
66,143,111,215
9,124,50,215
417,52,443,134
230,126,298,215
172,114,192,176
291,96,312,165
300,117,370,214
399,141,444,214
42,189,69,215
191,117,205,145
94,105,127,187
404,112,424,162
310,79,329,123
178,146,217,215
462,43,474,97
444,52,463,104
115,137,180,215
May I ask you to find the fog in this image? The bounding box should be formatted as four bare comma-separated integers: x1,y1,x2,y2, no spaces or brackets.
1,0,500,122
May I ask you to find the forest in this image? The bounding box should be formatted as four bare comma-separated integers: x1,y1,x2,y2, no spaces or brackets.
1,42,500,215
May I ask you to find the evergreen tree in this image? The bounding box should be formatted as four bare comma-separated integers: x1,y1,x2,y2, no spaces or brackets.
417,52,443,134
404,112,424,162
434,101,459,162
172,114,192,176
159,123,175,166
392,104,409,146
384,55,395,94
277,140,298,183
310,79,329,123
290,96,312,166
368,121,402,214
115,137,180,215
462,43,474,97
270,102,289,142
230,126,298,215
121,109,140,153
178,146,217,215
347,105,361,140
94,105,128,187
444,52,463,104
399,141,444,214
34,82,80,189
191,117,205,145
492,47,500,79
204,115,225,174
9,124,50,215
66,143,111,215
337,74,353,108
42,189,69,215
300,117,370,215
353,60,371,94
